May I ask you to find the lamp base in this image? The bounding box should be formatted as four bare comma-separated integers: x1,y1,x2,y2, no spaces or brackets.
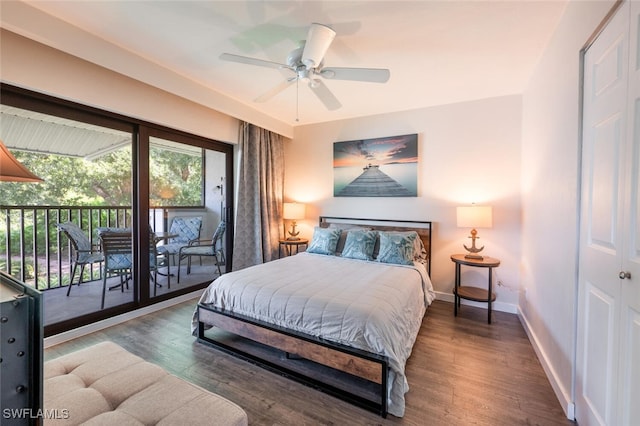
286,221,300,241
463,228,485,260
464,253,485,260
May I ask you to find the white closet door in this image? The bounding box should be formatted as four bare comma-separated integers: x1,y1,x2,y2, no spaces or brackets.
619,1,640,424
577,2,629,425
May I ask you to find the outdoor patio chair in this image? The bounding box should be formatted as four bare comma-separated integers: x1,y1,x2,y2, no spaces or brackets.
98,228,170,308
177,220,226,283
98,230,132,309
156,216,202,264
56,222,104,296
151,231,170,296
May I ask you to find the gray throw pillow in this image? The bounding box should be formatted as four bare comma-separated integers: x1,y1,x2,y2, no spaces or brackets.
307,227,342,255
341,229,377,261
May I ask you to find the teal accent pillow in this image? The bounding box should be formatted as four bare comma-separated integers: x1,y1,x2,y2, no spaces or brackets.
328,224,372,254
341,230,377,261
376,231,417,265
307,227,341,255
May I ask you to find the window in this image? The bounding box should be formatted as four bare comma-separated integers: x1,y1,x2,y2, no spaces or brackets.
149,137,204,208
0,83,233,336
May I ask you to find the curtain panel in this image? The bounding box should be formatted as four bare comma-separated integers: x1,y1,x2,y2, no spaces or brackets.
232,122,284,270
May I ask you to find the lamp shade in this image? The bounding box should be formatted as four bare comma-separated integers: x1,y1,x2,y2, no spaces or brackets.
0,139,43,182
456,205,492,228
283,202,305,220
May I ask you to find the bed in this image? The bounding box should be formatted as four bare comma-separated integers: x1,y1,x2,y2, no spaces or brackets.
191,217,434,417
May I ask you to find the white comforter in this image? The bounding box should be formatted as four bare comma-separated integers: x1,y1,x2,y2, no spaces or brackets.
191,252,435,417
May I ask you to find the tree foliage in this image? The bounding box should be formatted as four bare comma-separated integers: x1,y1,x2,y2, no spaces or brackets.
149,145,203,207
0,145,203,288
0,146,202,207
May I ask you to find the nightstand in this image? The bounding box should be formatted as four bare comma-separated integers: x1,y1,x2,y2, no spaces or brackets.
279,239,309,258
450,254,501,324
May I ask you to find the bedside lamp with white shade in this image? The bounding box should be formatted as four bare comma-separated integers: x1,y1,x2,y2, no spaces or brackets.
456,204,493,260
0,139,43,182
283,202,305,241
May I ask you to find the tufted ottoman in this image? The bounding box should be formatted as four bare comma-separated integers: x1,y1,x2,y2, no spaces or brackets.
44,341,248,425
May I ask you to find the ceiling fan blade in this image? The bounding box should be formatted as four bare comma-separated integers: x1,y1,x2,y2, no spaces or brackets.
309,79,341,111
254,79,296,103
320,67,390,83
301,23,336,68
220,53,286,70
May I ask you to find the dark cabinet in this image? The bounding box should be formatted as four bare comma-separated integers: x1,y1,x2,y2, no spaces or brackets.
1,271,43,425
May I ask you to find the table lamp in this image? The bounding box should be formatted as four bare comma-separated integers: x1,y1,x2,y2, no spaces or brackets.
0,139,43,182
456,205,492,260
283,202,305,240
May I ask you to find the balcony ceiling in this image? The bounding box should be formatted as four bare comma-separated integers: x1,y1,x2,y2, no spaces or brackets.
0,105,129,158
2,1,567,133
0,105,200,159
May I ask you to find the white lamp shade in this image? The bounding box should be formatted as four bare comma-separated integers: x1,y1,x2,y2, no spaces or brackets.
0,139,43,182
283,202,305,220
457,205,492,229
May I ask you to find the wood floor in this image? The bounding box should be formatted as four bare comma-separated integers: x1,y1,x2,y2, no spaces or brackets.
44,299,574,425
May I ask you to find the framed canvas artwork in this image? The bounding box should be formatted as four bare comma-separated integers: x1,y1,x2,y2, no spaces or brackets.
333,133,418,197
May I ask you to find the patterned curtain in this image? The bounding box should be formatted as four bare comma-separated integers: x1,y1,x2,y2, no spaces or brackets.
232,122,284,270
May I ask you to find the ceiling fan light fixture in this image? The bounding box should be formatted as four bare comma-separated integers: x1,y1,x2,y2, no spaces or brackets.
296,66,311,81
301,23,336,69
220,22,389,114
320,69,335,79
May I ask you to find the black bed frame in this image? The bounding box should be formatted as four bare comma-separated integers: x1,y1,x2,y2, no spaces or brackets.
196,217,432,417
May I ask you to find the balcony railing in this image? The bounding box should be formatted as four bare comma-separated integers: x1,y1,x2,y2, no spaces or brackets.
0,206,165,290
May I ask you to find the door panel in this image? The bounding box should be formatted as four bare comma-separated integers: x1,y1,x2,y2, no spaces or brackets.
620,309,640,425
619,2,640,423
578,3,629,425
634,102,640,258
589,115,621,252
582,284,616,424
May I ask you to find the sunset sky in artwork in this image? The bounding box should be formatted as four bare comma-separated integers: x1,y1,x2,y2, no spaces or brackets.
333,134,418,168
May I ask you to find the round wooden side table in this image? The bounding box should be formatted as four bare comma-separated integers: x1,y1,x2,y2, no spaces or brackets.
278,239,309,258
450,254,501,324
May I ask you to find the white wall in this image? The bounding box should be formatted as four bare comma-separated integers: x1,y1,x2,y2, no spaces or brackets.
520,0,615,418
286,95,523,311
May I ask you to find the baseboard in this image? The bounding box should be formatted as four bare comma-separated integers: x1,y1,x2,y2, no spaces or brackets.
434,291,518,314
517,306,575,420
44,291,202,348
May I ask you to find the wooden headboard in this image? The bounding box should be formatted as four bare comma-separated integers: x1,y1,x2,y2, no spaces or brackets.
319,216,432,275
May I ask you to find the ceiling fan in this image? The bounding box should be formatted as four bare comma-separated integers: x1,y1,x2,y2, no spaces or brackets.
220,23,390,114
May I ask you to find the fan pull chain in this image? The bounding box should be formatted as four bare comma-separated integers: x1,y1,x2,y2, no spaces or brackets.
295,78,300,122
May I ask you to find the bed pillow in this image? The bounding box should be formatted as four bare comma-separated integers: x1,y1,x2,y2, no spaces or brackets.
376,231,418,265
307,227,342,255
373,230,426,261
414,236,428,264
341,229,377,261
328,224,372,255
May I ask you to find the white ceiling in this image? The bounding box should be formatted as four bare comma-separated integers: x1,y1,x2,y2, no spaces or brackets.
2,1,568,130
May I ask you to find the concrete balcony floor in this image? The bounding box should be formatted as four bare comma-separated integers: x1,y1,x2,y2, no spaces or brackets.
43,261,220,325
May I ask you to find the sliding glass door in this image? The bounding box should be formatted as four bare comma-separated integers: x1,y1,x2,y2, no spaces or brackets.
0,84,234,336
0,101,136,327
147,132,230,299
